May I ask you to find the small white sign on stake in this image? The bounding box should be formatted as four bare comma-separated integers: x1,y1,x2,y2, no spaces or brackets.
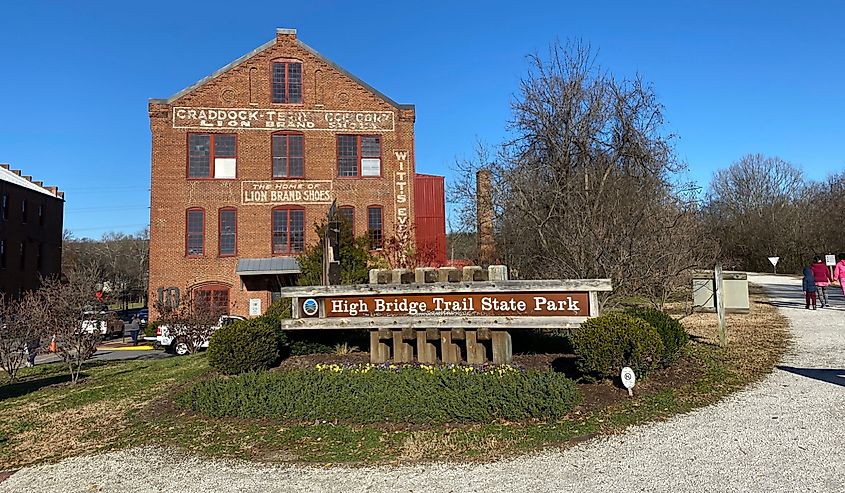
826,254,836,267
768,256,780,274
621,367,636,397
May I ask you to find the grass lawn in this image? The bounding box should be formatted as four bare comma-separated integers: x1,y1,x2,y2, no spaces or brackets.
0,286,789,469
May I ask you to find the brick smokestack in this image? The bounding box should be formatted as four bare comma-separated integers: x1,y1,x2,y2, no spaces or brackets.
476,169,495,266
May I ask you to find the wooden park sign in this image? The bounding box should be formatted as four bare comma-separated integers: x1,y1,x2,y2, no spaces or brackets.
278,266,612,365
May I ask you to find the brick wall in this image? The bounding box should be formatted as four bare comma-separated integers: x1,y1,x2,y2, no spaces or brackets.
149,29,416,318
0,166,64,297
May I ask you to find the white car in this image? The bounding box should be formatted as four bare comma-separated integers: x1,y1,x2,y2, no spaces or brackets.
81,311,124,338
156,315,245,355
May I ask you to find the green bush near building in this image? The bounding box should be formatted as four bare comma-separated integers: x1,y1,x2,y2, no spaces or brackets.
207,318,284,375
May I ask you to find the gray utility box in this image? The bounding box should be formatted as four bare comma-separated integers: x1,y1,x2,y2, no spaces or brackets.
692,271,750,314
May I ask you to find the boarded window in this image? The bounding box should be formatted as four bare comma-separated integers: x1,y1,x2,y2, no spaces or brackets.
188,134,237,179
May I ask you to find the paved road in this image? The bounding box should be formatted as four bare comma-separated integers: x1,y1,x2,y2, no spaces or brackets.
34,339,172,365
2,275,843,492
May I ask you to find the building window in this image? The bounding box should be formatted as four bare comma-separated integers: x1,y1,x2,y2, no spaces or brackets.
271,132,304,178
272,206,305,254
188,133,237,179
38,203,44,226
186,208,205,257
21,199,27,223
368,206,383,250
0,239,6,269
337,135,381,177
36,243,43,271
1,193,7,221
338,206,354,236
219,208,237,257
193,283,230,316
19,241,25,270
271,60,302,104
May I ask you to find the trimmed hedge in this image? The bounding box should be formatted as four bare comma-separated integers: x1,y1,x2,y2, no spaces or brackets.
207,318,283,375
177,366,581,423
571,312,664,379
625,307,689,365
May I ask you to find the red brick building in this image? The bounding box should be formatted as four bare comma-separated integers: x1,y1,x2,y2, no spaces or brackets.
149,28,445,317
0,164,64,298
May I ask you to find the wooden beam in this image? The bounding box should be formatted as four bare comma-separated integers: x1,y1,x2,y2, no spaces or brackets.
416,330,437,363
393,330,414,362
370,330,390,363
281,315,589,331
491,330,512,364
440,330,460,363
465,330,487,364
271,279,613,298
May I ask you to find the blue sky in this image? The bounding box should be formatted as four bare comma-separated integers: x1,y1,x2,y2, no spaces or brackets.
1,1,843,238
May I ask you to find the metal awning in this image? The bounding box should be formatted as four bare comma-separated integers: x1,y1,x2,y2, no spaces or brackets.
236,257,300,276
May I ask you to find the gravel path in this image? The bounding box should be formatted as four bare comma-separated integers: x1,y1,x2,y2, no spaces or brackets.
3,274,843,492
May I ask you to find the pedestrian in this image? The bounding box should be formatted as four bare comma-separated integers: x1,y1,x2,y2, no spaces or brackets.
811,256,833,307
833,253,845,297
803,265,817,310
24,337,40,367
129,315,141,345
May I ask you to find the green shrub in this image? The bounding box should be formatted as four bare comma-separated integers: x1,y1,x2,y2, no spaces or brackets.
207,318,282,375
258,298,291,324
145,321,160,338
177,365,581,423
625,307,688,366
571,312,664,379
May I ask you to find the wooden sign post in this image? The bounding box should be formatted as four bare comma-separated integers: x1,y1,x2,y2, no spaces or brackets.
715,263,727,347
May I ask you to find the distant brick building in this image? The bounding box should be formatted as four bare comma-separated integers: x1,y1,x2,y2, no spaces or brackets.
149,28,445,318
0,164,64,297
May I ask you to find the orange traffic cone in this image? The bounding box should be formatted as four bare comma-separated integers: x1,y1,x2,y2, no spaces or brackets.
49,335,56,353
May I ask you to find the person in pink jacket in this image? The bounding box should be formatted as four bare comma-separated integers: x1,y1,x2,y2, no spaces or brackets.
833,254,845,297
811,256,833,307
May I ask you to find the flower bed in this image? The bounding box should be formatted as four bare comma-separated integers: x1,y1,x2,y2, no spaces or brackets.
177,364,581,424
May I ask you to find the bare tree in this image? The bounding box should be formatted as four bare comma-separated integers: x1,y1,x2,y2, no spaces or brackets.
155,291,222,355
0,292,46,382
63,228,150,309
704,154,810,272
451,41,714,307
39,267,106,384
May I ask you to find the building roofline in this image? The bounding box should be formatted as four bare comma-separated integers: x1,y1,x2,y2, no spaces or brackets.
0,164,64,200
150,28,414,111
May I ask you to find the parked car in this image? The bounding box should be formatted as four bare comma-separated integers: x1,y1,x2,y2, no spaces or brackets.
156,315,245,356
81,311,124,338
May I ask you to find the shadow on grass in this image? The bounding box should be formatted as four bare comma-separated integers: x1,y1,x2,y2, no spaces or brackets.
777,366,845,388
0,372,88,401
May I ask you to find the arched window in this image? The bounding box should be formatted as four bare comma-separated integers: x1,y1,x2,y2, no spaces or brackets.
185,208,205,257
192,282,230,316
272,206,305,254
271,132,304,178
